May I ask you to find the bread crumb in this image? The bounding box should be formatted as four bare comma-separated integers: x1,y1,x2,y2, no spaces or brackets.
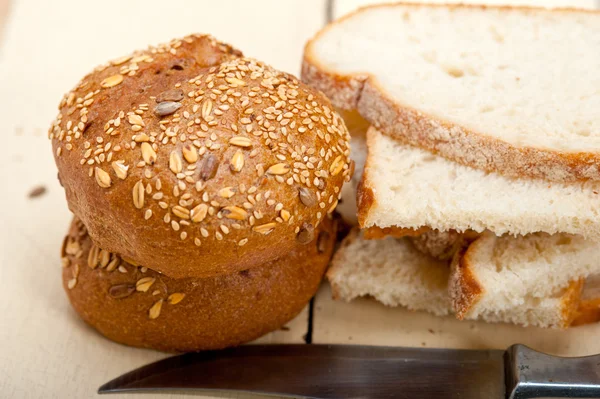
28,185,47,199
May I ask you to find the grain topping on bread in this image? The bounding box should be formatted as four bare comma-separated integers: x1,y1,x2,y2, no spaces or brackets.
49,34,351,278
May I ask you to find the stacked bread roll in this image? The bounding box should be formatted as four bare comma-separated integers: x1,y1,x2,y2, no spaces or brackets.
50,34,351,351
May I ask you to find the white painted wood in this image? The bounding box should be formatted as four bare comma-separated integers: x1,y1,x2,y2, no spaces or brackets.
0,0,324,398
313,283,600,356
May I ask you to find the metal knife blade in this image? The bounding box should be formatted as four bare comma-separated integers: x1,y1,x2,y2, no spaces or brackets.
98,344,505,398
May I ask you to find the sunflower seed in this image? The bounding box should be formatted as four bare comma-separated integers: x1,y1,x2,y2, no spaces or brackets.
133,180,145,209
109,284,135,299
167,293,185,305
111,161,128,179
136,277,156,292
141,142,157,164
298,187,317,207
229,136,252,148
199,155,218,180
266,163,289,175
223,206,248,220
296,223,314,244
191,203,208,223
101,74,123,88
148,299,163,319
156,89,184,103
155,101,182,117
95,167,112,188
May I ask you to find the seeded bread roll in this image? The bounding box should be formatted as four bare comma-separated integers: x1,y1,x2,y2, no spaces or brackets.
61,216,336,352
49,34,351,278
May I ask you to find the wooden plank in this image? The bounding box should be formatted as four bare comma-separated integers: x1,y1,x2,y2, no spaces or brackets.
0,0,325,398
313,284,600,356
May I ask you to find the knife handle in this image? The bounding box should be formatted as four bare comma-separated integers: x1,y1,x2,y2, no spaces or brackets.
506,344,600,398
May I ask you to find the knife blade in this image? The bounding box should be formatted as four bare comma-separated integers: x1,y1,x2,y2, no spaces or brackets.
98,344,600,399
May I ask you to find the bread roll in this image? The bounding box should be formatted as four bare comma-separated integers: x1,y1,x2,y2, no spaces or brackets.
50,34,351,278
61,216,336,352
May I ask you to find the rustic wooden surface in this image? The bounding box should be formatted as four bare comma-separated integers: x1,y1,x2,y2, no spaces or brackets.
0,0,598,398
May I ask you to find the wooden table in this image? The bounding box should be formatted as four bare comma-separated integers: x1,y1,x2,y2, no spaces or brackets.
0,1,597,398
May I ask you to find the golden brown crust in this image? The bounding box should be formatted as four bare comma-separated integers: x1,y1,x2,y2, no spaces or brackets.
571,296,600,327
50,34,351,278
559,279,585,328
356,168,375,228
448,244,483,319
302,3,600,183
363,226,431,239
61,216,336,352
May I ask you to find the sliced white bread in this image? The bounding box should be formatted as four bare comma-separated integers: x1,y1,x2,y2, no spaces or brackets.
449,232,600,328
303,3,600,182
336,110,368,225
408,229,469,261
358,128,600,240
328,230,600,328
327,229,452,316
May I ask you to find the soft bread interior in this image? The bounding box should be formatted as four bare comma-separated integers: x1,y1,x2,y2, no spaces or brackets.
308,4,600,152
359,128,600,239
329,230,600,328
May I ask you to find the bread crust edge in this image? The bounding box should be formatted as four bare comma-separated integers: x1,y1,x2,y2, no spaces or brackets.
302,3,600,183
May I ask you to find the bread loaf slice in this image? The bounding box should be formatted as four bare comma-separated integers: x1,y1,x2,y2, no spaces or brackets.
449,232,600,328
327,229,452,316
358,128,600,240
303,3,600,182
328,230,600,328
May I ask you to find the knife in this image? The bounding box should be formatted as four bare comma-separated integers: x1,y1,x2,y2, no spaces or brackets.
99,344,600,398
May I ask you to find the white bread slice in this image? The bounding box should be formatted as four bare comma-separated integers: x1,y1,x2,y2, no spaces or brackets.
336,110,368,225
409,229,468,261
358,128,600,240
329,230,599,328
327,229,452,316
448,232,600,328
303,3,600,182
